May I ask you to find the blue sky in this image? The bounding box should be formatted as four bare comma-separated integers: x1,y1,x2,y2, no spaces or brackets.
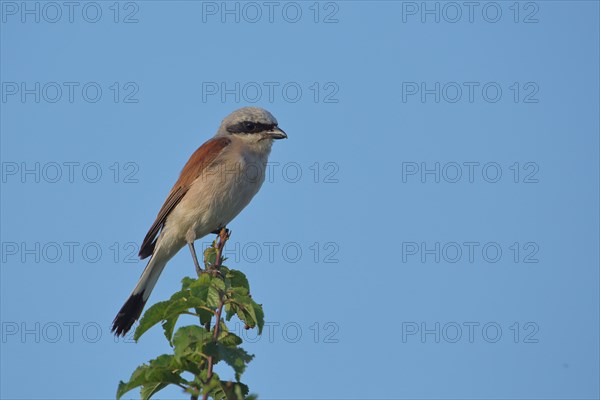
1,1,599,399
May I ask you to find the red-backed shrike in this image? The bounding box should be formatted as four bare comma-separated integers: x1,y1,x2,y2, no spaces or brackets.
112,107,287,336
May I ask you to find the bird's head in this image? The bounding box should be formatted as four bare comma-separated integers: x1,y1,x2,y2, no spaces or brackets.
216,107,287,143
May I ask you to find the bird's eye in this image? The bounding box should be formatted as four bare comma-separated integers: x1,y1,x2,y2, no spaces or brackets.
244,122,256,132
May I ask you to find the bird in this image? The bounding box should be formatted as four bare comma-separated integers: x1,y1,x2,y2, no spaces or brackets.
111,107,287,336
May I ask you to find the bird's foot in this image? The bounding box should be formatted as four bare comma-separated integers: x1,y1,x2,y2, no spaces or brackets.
211,227,230,236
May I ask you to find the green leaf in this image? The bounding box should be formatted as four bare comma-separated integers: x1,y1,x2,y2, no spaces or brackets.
207,278,226,308
161,316,178,344
116,355,187,400
202,373,226,400
190,282,211,302
189,272,213,290
252,303,265,335
226,269,250,291
229,286,250,297
224,302,236,321
140,382,168,400
160,298,193,341
134,300,171,341
227,289,263,333
134,288,192,341
204,245,217,268
117,364,147,399
173,325,213,363
212,344,253,381
135,280,217,342
196,307,214,327
207,287,221,308
178,357,202,376
218,331,243,347
220,380,250,400
181,276,196,289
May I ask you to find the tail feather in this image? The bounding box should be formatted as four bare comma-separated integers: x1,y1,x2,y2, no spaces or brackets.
112,292,147,336
112,254,168,336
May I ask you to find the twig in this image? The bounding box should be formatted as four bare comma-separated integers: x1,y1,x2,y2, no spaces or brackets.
199,227,229,400
213,228,230,272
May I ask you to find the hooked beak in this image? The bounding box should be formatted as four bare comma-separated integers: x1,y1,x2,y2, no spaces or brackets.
268,126,287,140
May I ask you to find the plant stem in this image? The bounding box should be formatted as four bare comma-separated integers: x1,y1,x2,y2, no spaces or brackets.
213,228,230,271
203,298,224,400
200,227,229,400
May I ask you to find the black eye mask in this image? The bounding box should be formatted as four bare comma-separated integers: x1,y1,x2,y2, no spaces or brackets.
226,121,276,134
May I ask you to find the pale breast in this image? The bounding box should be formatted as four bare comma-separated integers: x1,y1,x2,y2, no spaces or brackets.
171,141,270,241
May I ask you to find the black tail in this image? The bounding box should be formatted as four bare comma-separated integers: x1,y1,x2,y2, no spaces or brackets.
111,292,147,337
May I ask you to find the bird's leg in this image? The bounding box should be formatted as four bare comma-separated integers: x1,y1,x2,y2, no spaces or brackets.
188,242,202,276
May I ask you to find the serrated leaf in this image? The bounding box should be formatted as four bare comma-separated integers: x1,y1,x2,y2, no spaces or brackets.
135,284,216,342
140,382,168,400
117,355,186,400
117,364,147,399
134,300,171,341
190,281,211,301
220,380,250,400
204,246,217,268
207,343,253,381
189,272,213,288
228,293,257,330
202,371,225,400
207,286,221,308
234,308,253,329
173,325,213,363
134,288,194,341
213,277,226,290
224,302,236,321
226,288,264,335
220,265,230,274
226,269,250,291
161,316,178,344
218,331,243,347
229,286,250,297
181,276,196,289
196,307,214,327
207,278,226,308
252,303,264,335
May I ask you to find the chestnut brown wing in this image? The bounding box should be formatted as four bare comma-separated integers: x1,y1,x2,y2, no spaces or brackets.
138,136,232,259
